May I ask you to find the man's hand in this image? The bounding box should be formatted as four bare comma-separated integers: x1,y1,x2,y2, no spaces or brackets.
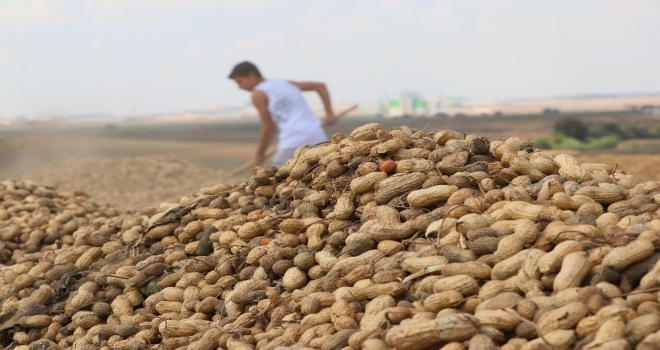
324,112,337,126
253,152,266,166
290,81,335,126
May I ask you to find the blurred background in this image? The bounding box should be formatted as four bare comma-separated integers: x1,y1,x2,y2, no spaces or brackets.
1,0,659,211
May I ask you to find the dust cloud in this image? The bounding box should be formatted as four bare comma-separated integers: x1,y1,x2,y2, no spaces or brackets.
0,122,100,179
0,123,231,212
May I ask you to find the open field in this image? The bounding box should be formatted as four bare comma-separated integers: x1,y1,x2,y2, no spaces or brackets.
2,111,660,210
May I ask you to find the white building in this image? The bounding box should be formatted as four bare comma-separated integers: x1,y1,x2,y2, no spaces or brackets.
387,92,429,118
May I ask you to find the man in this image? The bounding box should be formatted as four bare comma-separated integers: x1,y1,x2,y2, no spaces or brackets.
229,61,336,167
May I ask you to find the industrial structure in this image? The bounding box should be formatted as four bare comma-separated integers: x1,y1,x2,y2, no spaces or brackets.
386,93,465,118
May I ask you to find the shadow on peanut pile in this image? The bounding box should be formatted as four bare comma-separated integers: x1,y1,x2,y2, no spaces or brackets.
1,123,660,350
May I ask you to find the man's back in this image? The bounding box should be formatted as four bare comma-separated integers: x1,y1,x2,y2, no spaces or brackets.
254,79,326,149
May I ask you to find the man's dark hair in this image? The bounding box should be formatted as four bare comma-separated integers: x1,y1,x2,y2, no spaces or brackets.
228,61,262,78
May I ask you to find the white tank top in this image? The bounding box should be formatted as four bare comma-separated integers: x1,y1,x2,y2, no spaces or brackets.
254,79,328,149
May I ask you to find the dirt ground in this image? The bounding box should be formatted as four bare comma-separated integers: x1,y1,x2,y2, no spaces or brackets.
2,112,659,211
23,156,232,212
575,153,660,182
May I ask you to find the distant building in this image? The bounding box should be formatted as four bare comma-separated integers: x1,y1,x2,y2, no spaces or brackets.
387,92,429,118
641,105,660,116
386,94,470,118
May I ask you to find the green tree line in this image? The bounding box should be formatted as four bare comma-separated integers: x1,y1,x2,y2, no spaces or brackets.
532,117,660,151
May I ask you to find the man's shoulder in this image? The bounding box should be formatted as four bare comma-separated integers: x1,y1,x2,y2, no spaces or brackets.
263,79,295,86
256,79,297,93
254,79,275,89
251,90,268,102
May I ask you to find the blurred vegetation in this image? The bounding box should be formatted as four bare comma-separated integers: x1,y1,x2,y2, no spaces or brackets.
554,118,589,141
533,117,660,151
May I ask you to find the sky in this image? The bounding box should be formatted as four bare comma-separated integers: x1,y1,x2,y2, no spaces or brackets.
1,0,659,118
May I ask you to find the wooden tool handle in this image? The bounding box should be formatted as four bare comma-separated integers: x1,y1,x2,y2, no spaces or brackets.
323,104,358,126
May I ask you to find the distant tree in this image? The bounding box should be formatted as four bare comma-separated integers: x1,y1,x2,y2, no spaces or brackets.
590,123,621,138
623,125,655,139
602,123,622,136
554,118,588,141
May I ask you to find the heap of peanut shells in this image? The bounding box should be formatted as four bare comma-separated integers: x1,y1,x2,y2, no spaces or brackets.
3,123,660,350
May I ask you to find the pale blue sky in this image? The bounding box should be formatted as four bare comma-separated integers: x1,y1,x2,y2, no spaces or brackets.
1,0,659,118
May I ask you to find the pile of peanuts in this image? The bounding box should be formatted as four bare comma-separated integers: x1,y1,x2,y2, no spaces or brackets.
2,123,660,350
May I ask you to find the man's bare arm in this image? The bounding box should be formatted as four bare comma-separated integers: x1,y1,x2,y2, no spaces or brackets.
290,81,336,125
252,91,276,165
